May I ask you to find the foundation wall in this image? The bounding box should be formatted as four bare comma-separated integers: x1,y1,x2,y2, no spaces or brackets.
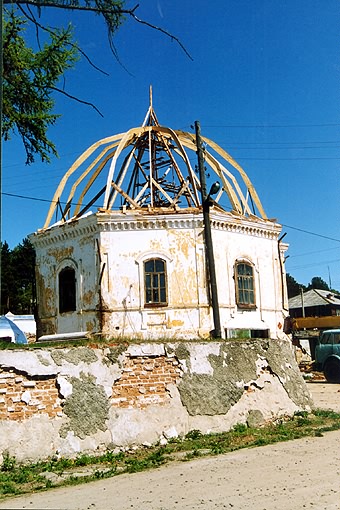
0,339,312,462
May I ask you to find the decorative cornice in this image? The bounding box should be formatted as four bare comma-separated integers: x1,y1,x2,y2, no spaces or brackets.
30,209,282,247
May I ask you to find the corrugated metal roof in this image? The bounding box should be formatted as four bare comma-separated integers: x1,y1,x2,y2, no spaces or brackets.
289,289,340,309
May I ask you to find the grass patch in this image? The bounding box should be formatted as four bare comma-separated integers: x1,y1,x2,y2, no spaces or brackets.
0,409,340,499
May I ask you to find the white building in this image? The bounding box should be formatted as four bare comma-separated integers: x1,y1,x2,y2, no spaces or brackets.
30,97,289,341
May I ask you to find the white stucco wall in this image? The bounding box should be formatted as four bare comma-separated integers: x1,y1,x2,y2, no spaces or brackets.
31,208,288,341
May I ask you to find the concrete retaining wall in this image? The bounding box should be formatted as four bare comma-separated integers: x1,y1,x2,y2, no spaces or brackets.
0,339,312,462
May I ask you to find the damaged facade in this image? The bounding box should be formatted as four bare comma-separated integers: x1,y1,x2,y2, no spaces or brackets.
30,97,289,341
0,341,312,462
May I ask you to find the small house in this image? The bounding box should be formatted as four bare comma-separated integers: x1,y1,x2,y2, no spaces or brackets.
289,289,340,318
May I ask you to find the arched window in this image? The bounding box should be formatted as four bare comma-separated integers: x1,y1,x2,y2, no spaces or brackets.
235,261,256,308
59,267,76,313
144,258,167,307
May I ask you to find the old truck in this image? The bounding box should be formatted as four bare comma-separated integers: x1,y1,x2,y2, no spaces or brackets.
314,329,340,383
289,315,340,361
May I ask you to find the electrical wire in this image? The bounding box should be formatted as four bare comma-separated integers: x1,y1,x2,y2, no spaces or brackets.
2,191,340,246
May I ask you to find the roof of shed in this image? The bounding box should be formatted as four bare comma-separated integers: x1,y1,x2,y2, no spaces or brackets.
289,288,340,309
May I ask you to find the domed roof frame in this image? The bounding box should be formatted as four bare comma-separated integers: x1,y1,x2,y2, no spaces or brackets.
42,96,267,231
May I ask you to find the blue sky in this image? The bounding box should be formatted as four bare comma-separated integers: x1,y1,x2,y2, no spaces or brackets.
2,0,340,290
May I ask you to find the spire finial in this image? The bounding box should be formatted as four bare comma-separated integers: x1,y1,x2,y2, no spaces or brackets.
149,85,153,109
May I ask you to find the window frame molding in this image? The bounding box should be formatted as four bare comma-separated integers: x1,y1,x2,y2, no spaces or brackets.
234,258,257,310
57,258,78,315
135,251,172,310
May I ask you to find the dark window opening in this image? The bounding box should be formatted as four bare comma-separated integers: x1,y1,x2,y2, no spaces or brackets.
226,328,269,340
59,267,76,313
144,258,167,307
235,262,256,308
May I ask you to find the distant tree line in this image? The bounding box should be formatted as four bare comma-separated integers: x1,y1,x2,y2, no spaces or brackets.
286,273,337,299
0,239,337,315
0,238,36,315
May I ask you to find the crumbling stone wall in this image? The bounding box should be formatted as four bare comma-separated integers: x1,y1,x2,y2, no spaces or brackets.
0,340,313,462
0,369,62,421
111,356,180,409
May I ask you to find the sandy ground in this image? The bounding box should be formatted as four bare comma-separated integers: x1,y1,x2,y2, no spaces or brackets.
1,381,339,510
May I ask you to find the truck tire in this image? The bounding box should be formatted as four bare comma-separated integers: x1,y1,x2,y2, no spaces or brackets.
323,357,340,383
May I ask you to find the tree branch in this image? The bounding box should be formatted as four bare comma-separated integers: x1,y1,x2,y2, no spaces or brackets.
129,12,193,61
5,0,134,13
16,4,110,76
49,86,104,117
7,0,193,60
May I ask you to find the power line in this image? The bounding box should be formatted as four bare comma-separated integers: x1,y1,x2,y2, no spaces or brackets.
287,258,340,270
288,246,340,259
2,191,340,244
201,123,340,128
222,145,340,150
237,157,340,161
2,192,52,204
282,224,340,243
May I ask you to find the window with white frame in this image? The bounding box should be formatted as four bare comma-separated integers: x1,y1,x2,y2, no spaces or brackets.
144,258,167,307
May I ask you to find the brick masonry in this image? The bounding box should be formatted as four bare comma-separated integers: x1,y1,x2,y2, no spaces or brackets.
111,355,181,409
0,342,313,462
0,355,182,422
0,369,62,421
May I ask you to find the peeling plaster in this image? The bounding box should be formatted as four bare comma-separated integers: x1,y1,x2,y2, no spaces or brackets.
0,351,58,377
51,348,98,366
61,373,109,440
57,376,73,398
0,341,313,462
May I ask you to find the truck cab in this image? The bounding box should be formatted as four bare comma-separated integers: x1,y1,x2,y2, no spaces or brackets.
315,329,340,383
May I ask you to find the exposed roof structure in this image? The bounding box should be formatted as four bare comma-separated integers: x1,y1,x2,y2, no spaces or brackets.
289,288,340,309
42,90,268,231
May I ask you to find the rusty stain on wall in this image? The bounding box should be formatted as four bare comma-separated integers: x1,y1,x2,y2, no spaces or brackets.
47,246,74,262
82,290,95,307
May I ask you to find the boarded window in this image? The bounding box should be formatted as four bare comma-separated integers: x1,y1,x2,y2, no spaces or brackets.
59,267,76,313
144,258,167,306
235,262,255,308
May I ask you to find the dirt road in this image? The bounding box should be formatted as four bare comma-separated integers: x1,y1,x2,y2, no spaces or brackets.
1,382,339,510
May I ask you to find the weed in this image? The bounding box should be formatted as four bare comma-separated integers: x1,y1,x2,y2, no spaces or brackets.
210,443,225,454
1,453,16,472
125,458,149,473
0,482,17,495
184,449,201,461
232,423,248,434
313,409,340,419
74,454,95,467
253,437,269,447
185,429,203,440
294,410,309,418
94,470,106,479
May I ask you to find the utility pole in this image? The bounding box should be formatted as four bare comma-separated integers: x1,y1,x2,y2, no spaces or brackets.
0,0,3,314
195,121,221,338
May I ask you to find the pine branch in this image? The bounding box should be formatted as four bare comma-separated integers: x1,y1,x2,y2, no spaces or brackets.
17,4,110,76
7,0,193,60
